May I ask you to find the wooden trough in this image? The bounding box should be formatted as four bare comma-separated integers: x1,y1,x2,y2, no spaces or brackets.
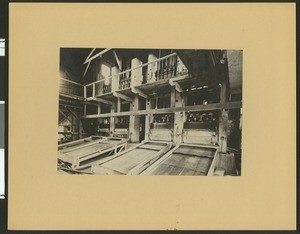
91,141,174,175
58,136,127,170
140,143,219,176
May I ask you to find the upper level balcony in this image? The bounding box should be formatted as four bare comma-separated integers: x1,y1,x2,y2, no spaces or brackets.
84,52,190,102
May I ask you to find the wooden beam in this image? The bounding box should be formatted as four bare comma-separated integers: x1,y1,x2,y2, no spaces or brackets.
113,91,132,102
59,93,85,101
97,103,101,114
59,104,82,110
169,74,190,83
83,48,112,64
129,94,140,142
131,87,149,99
117,97,121,113
83,48,96,64
113,50,122,70
59,110,71,123
83,61,91,78
66,108,80,121
93,97,113,105
169,79,183,93
60,78,84,87
82,101,242,119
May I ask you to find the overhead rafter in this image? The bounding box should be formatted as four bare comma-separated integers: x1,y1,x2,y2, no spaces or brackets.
83,48,96,78
83,61,91,78
83,48,112,65
84,48,96,64
113,50,122,70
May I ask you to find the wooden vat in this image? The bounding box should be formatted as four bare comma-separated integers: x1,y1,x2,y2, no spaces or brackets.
140,143,219,176
58,136,127,169
91,141,173,175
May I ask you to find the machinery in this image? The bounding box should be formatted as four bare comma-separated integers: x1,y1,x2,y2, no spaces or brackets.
97,117,110,136
149,113,174,142
183,110,219,145
112,116,129,139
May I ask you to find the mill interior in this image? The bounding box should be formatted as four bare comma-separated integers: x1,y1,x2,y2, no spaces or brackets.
58,48,242,176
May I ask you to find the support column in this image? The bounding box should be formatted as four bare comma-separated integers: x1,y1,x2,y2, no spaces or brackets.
129,94,140,142
110,102,116,136
111,66,120,92
97,103,101,114
173,89,184,144
218,80,229,153
144,98,151,141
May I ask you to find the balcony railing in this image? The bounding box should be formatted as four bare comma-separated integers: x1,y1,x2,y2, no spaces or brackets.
81,53,189,100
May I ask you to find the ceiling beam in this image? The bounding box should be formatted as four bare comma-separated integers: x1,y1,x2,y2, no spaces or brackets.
84,48,96,64
83,48,112,65
113,50,122,70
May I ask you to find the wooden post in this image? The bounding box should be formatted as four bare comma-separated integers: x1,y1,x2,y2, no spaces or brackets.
144,98,151,141
170,87,176,108
218,81,229,153
131,58,143,87
110,102,116,136
97,103,101,114
129,94,140,142
111,66,120,92
147,54,157,82
173,90,184,144
84,86,87,99
117,97,121,113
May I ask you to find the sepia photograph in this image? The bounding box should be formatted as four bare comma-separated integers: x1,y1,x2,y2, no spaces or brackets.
7,2,295,230
58,48,242,176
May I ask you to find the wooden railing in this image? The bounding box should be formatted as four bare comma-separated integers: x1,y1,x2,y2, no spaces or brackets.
84,53,188,99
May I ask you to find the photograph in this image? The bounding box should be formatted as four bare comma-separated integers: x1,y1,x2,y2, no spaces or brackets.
58,48,242,176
